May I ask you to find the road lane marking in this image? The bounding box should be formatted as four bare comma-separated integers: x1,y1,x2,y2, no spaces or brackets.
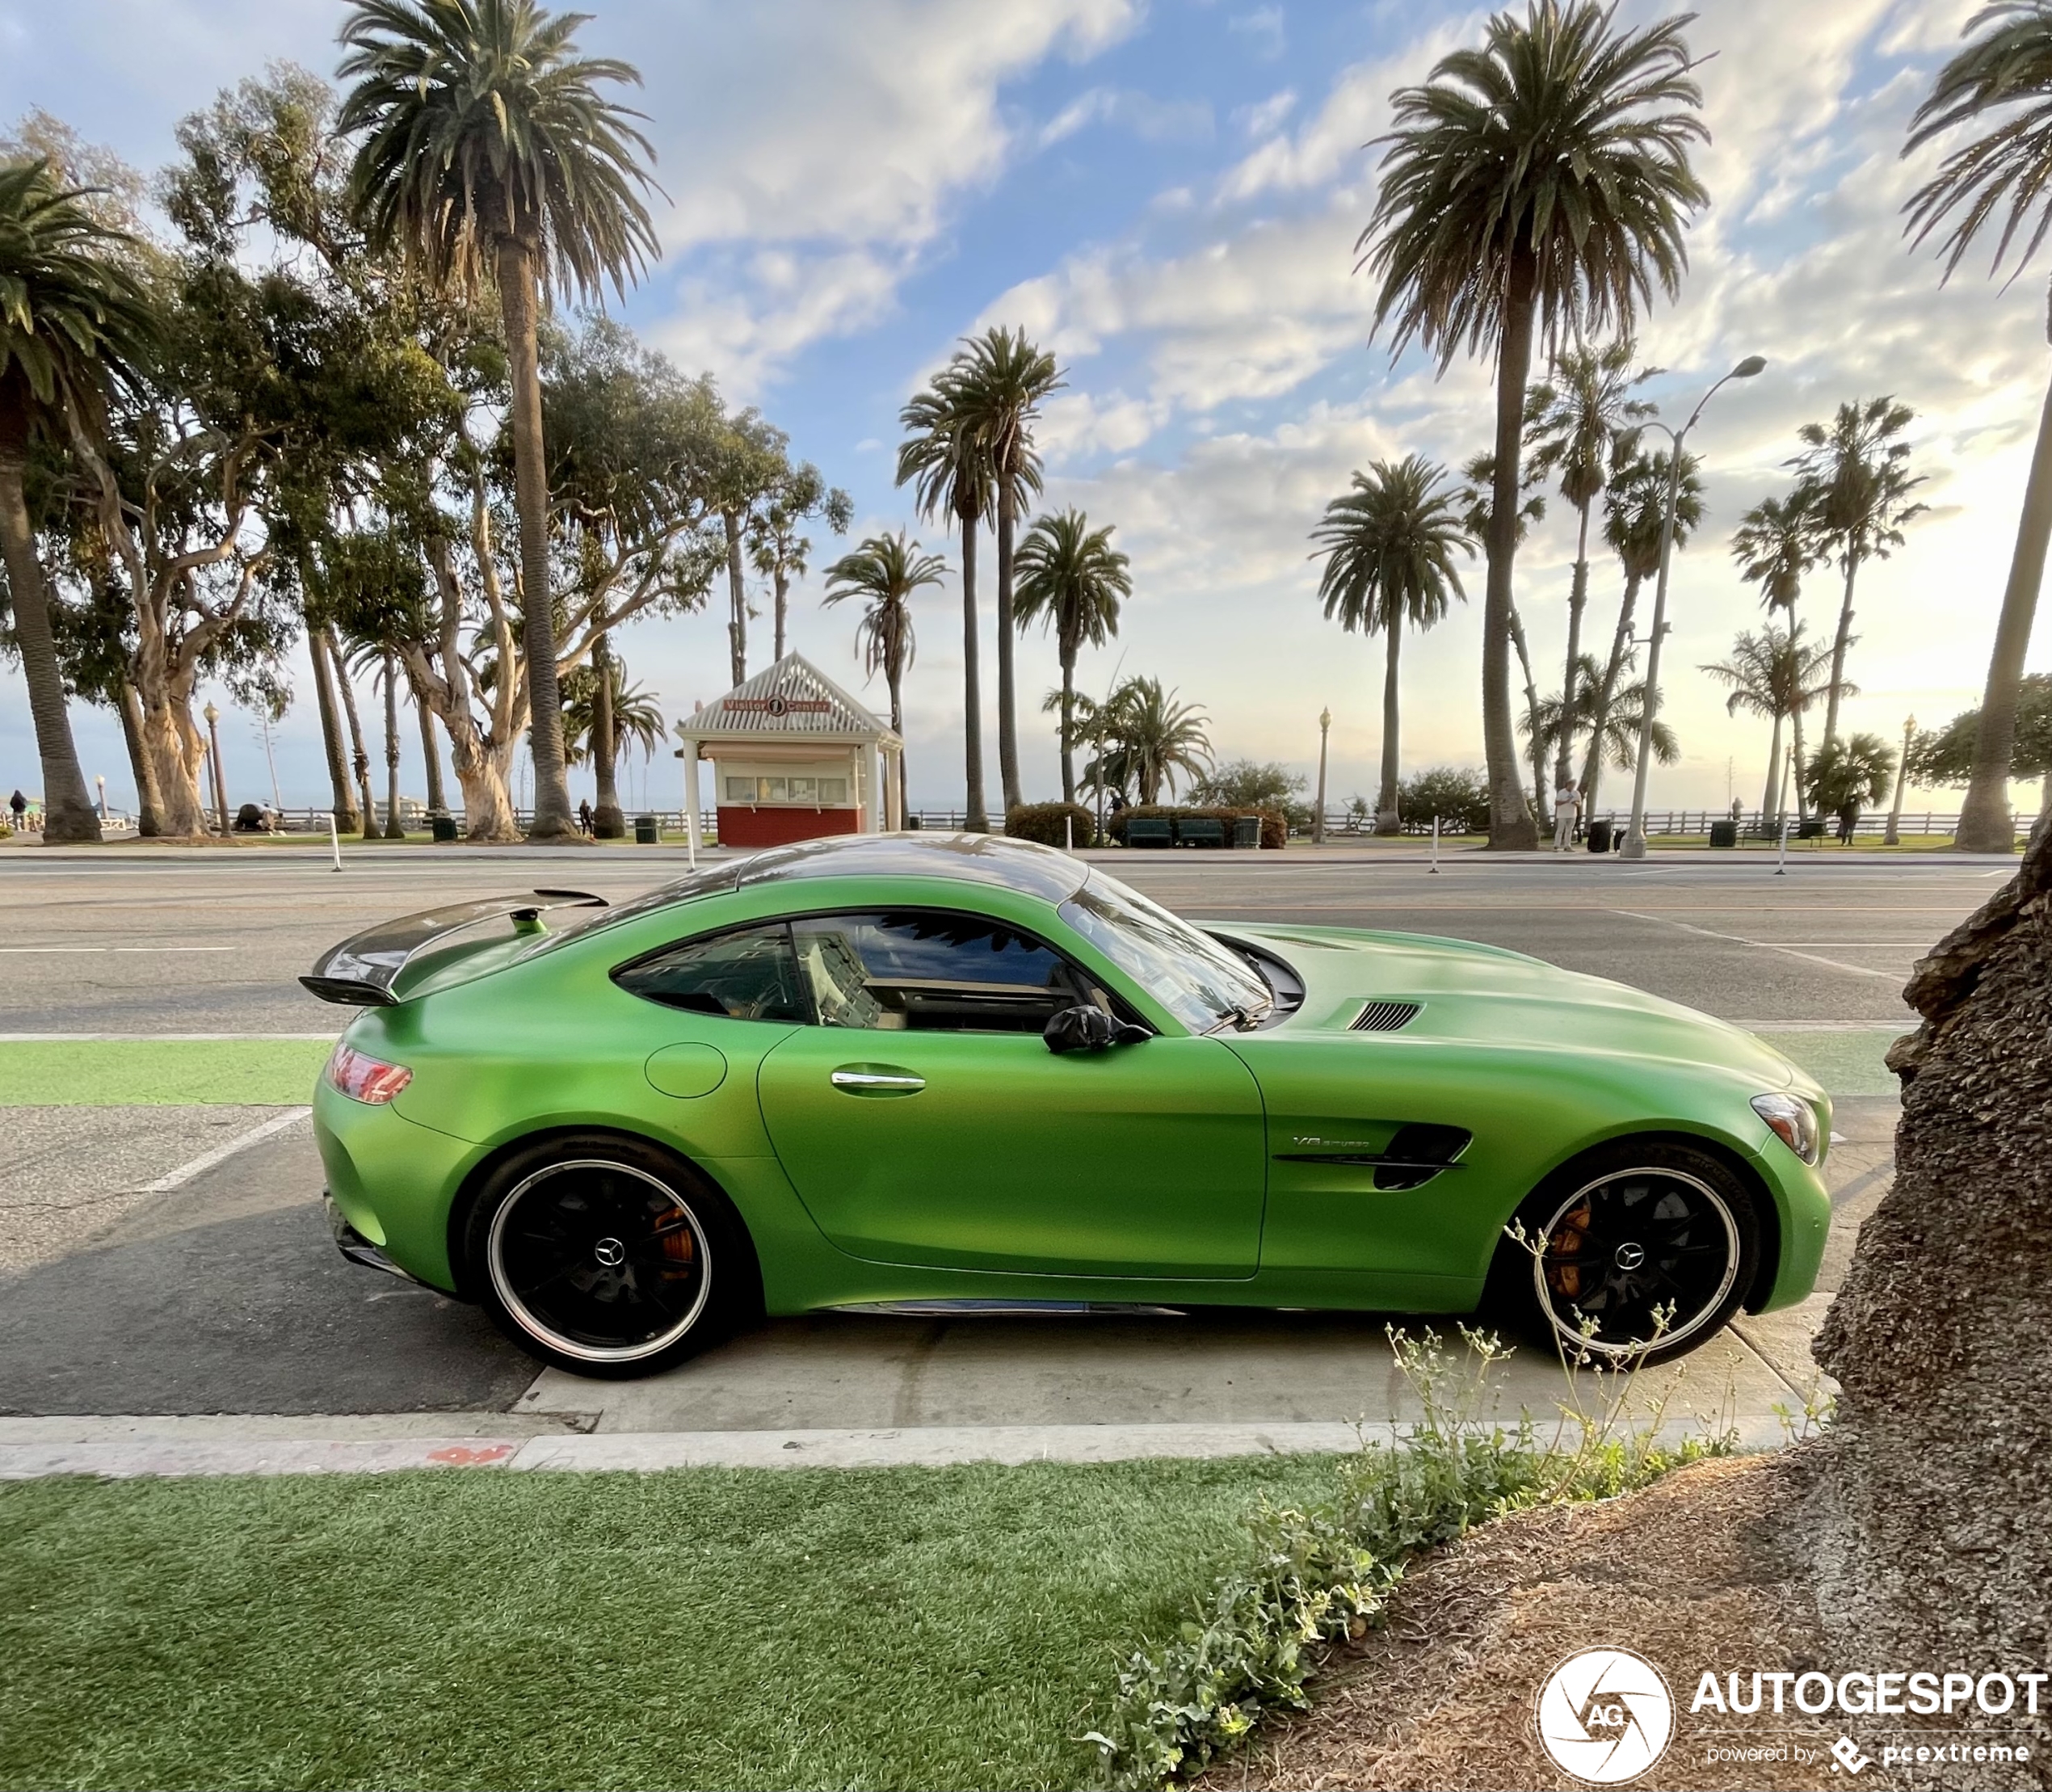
141,1108,312,1193
1730,1020,1911,1031
1608,910,1905,982
0,1032,335,1041
0,946,237,953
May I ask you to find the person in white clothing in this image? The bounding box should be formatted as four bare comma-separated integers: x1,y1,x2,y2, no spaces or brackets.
1552,781,1580,852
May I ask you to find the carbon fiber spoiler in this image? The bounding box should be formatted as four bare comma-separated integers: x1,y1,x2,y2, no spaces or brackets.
300,890,608,1007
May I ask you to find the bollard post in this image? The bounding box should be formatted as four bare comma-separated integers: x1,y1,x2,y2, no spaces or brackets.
1430,814,1440,875
1065,814,1074,852
328,811,343,873
1775,817,1789,877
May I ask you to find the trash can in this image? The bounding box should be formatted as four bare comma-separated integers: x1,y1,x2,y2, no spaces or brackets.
1709,819,1739,849
430,814,459,843
1586,818,1612,853
1798,818,1827,840
633,814,659,844
1231,814,1262,849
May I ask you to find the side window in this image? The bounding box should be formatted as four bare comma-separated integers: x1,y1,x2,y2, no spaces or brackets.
615,923,807,1022
789,911,1096,1033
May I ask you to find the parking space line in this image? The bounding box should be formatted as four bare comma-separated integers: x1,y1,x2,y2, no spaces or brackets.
141,1108,312,1193
1608,911,1905,982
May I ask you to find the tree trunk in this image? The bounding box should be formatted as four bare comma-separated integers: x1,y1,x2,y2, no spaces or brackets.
773,566,789,663
130,614,210,838
1508,604,1546,822
1376,618,1402,834
1482,257,1540,849
959,512,988,832
724,508,748,688
1059,649,1077,806
1760,710,1784,831
0,421,100,843
1810,810,2052,1785
1790,695,1812,826
417,696,448,817
1580,570,1643,810
305,615,360,833
116,679,164,836
494,241,575,843
591,629,624,838
1556,499,1592,791
328,626,378,839
888,665,909,822
1959,340,2052,853
995,489,1022,813
1822,552,1860,752
381,650,406,839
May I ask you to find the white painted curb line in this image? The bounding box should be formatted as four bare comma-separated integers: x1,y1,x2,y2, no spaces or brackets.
0,1415,1796,1480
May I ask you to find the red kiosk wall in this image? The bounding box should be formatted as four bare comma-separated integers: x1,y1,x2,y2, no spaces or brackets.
713,806,862,848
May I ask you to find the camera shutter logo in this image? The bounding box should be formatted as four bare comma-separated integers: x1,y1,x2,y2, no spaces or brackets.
1535,1647,1675,1784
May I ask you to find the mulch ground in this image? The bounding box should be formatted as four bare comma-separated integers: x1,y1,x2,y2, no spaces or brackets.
1195,1449,1872,1792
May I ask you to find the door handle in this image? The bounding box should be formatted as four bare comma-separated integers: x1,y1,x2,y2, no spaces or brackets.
830,1067,926,1096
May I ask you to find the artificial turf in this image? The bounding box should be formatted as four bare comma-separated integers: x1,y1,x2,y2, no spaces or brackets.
0,1455,1335,1792
1749,1025,1907,1097
0,1038,333,1105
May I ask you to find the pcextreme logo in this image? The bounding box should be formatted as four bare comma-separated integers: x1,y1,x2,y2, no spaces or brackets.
1536,1647,1676,1784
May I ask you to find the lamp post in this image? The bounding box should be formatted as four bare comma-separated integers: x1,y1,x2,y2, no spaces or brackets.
1313,706,1332,846
1884,713,1915,847
1620,355,1768,861
203,701,229,835
94,775,106,821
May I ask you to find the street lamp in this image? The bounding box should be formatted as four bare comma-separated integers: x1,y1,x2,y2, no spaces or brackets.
1313,706,1332,847
1884,713,1915,847
94,774,106,820
1621,355,1768,861
203,701,230,835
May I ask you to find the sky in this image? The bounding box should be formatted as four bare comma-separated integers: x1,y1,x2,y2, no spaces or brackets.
0,0,2036,822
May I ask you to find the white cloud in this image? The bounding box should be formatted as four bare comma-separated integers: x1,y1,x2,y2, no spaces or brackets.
1038,86,1213,149
1233,88,1297,141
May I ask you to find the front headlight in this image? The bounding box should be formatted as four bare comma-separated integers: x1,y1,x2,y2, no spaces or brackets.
1751,1092,1821,1165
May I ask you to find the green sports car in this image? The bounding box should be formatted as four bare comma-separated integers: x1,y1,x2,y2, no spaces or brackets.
305,833,1831,1378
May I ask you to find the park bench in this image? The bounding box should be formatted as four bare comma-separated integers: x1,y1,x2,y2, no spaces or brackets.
1175,817,1226,848
1125,818,1173,848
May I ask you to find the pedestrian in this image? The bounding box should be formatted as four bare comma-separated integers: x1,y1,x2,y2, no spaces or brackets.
578,798,593,836
1552,778,1579,854
1836,800,1859,845
7,789,24,828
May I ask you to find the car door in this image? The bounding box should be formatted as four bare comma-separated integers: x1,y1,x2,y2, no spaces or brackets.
755,907,1268,1278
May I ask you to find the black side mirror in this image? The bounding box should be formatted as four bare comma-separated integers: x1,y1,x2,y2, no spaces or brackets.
1044,1005,1150,1054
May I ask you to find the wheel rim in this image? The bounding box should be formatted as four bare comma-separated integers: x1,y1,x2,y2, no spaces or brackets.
487,1159,712,1364
1531,1166,1739,1356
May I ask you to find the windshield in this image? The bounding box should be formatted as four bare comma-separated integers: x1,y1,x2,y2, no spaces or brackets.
1060,873,1272,1033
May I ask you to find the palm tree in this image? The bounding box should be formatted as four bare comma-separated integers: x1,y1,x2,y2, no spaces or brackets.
1525,339,1653,792
950,327,1062,814
897,368,993,829
1700,625,1835,828
1310,456,1473,833
343,637,411,839
1013,507,1128,806
1357,0,1707,849
0,160,153,843
822,530,946,822
563,650,662,823
1786,398,1926,752
1905,3,2052,851
1584,448,1703,807
1087,678,1210,806
1523,650,1677,785
337,0,659,843
1732,491,1820,819
1805,731,1898,835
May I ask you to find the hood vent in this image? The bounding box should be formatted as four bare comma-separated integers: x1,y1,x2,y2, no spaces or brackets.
1351,1000,1421,1033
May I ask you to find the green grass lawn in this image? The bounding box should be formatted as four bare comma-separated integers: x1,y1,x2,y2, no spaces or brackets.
0,1038,334,1106
1750,1026,1908,1098
0,1456,1335,1792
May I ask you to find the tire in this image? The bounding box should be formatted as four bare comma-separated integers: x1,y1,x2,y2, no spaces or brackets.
462,1133,757,1378
1486,1139,1761,1366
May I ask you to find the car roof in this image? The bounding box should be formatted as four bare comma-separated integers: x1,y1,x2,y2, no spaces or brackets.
731,831,1088,902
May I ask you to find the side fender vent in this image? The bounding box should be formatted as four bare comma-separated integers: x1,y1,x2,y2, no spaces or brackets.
1351,1000,1421,1033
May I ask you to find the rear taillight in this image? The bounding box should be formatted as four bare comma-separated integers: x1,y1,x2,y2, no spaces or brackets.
327,1042,413,1104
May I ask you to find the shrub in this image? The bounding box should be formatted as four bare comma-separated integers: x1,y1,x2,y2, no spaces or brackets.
1105,804,1286,850
1396,765,1490,835
1187,759,1313,831
1004,802,1098,849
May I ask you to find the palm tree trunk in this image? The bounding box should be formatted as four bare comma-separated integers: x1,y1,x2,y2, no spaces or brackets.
773,566,790,663
1507,603,1545,822
592,630,624,838
995,489,1021,814
1059,647,1078,806
1959,338,2052,852
305,611,360,833
723,509,748,687
494,241,574,843
959,512,988,831
1376,619,1402,833
328,625,378,839
1580,570,1643,810
888,663,909,822
381,651,406,839
0,422,100,843
417,696,448,816
1556,499,1592,791
1761,711,1785,831
1822,552,1860,752
116,678,164,836
1482,256,1541,849
1790,699,1811,826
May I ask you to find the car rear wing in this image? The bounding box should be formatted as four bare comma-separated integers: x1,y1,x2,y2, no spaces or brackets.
300,890,608,1007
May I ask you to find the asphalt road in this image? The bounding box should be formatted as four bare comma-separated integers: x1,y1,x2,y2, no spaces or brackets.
0,840,1982,1424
